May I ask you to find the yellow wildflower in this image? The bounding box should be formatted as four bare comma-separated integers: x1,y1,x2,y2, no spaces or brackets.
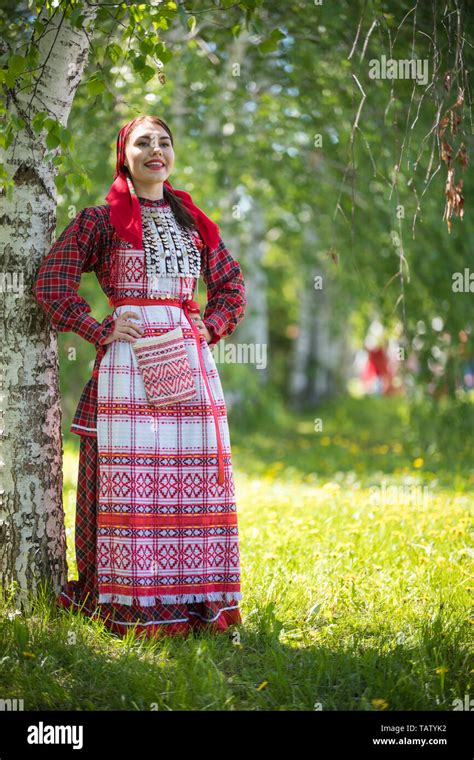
371,698,389,710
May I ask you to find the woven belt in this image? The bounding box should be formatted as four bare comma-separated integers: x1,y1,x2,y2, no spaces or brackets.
106,296,225,486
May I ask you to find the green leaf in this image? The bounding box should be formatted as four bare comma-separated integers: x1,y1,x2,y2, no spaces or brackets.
152,18,169,31
106,43,122,64
9,54,27,76
138,38,154,56
10,114,25,130
58,125,72,147
87,76,105,96
154,43,172,64
129,4,146,23
43,117,59,131
159,3,179,19
32,111,49,133
139,65,156,83
46,131,61,150
0,162,13,192
258,28,285,54
131,53,146,72
3,124,14,149
96,7,110,23
26,46,40,68
4,72,17,88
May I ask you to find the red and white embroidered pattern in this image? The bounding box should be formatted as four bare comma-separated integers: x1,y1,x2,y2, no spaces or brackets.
56,435,243,637
132,326,197,407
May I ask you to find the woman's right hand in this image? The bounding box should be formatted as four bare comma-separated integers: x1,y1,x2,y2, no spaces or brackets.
102,311,145,345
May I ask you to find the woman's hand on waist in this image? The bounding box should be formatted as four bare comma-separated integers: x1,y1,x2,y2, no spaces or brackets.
102,311,145,345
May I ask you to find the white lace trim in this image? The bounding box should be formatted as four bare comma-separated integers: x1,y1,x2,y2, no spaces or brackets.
97,591,242,606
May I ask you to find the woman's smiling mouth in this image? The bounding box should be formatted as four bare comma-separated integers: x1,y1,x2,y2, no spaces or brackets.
145,160,165,170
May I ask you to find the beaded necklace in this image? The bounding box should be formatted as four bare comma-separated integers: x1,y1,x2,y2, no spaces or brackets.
141,204,202,295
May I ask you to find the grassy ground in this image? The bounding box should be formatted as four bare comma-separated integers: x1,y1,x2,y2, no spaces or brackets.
0,396,472,711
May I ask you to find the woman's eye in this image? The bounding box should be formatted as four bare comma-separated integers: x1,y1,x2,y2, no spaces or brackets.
138,141,170,147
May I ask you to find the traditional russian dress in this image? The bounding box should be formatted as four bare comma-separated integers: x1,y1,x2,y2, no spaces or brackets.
33,195,247,638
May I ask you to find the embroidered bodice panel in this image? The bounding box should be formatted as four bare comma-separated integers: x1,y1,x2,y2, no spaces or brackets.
110,197,204,300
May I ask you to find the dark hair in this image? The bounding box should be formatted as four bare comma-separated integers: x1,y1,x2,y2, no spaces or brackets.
122,115,197,231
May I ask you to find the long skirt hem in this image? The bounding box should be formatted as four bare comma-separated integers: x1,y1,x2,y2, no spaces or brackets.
62,433,242,640
56,581,242,640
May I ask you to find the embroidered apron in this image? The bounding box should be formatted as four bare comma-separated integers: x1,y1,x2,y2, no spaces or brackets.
96,202,242,606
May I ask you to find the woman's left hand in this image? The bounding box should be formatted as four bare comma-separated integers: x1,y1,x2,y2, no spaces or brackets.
190,314,212,343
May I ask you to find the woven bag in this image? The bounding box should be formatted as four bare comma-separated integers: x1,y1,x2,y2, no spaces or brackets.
132,326,197,407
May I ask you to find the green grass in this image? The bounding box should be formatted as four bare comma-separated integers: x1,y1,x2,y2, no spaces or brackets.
0,396,472,711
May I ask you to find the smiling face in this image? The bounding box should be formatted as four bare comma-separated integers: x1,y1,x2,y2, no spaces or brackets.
123,121,175,197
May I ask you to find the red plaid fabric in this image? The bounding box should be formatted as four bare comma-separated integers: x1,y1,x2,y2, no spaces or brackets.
33,203,247,437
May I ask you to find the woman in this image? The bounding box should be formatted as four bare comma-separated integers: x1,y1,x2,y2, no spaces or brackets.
33,115,247,639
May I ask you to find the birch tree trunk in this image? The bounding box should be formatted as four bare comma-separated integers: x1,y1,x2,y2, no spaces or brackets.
235,198,269,384
0,5,97,607
289,228,350,408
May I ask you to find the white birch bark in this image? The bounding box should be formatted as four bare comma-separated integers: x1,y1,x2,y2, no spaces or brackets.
289,227,350,407
234,198,269,384
289,280,313,403
0,5,97,607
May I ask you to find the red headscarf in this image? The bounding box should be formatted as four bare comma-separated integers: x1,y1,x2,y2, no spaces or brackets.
105,118,220,251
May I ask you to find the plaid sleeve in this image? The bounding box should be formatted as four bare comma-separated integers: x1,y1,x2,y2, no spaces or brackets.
33,206,115,348
200,235,247,346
